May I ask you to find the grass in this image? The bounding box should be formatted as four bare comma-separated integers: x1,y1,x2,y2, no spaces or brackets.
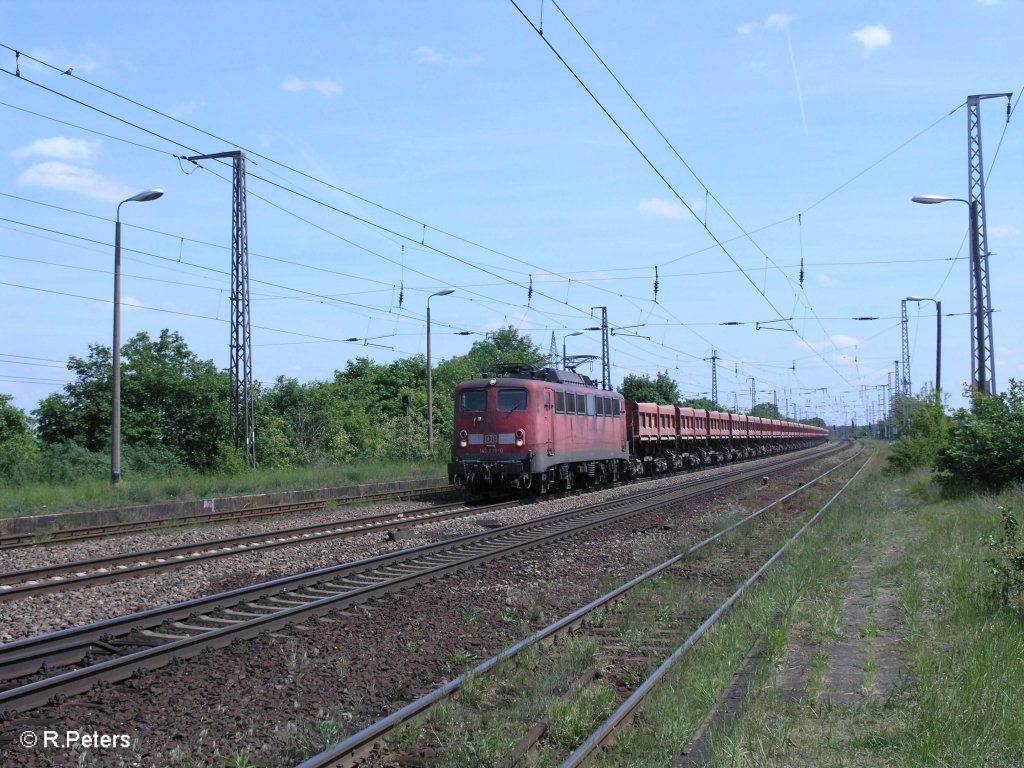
0,459,445,519
635,462,1024,768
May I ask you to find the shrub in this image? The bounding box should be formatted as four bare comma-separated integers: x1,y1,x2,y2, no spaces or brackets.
935,381,1024,495
35,441,108,484
884,390,948,476
983,505,1024,613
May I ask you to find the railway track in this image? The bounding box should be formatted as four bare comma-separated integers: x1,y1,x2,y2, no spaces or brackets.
0,498,513,602
0,484,455,550
294,442,867,767
0,444,845,717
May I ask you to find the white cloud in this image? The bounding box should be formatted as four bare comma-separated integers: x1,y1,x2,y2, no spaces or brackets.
636,197,696,221
412,47,483,67
816,273,840,288
976,0,1000,5
737,14,797,36
167,102,197,119
989,224,1017,239
849,25,892,55
281,75,343,97
11,137,100,163
121,296,146,311
17,161,133,202
765,13,797,29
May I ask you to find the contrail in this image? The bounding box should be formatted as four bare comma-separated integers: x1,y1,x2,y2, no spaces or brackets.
784,24,808,136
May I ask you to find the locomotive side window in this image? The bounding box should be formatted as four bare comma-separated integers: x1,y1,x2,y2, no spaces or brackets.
555,391,565,413
565,392,576,414
586,394,595,415
576,394,587,415
460,389,487,412
612,399,621,417
596,397,605,416
497,389,528,412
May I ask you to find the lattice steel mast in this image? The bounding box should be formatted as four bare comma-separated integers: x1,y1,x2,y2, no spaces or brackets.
900,299,911,406
185,151,255,467
967,93,1011,395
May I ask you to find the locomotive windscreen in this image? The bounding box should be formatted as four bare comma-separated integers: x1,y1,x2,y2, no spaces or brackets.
496,389,527,411
460,390,487,412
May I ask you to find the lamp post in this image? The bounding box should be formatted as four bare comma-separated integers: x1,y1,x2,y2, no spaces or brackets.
562,331,583,369
906,295,942,402
112,189,163,485
426,288,455,454
912,195,987,394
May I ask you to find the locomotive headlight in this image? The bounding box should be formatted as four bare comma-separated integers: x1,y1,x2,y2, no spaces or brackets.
459,430,468,448
515,429,525,447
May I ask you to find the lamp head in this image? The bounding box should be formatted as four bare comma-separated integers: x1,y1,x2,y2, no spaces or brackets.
125,189,164,204
912,194,955,205
431,288,456,298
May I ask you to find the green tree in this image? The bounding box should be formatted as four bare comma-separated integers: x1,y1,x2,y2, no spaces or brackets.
750,402,781,419
680,397,721,412
619,372,680,405
0,394,38,486
34,330,230,474
35,345,113,451
463,326,547,376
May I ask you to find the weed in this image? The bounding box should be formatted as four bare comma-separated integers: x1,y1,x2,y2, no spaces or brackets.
546,680,618,749
390,720,422,754
446,648,478,668
499,607,518,624
460,607,479,627
983,505,1024,612
214,750,267,768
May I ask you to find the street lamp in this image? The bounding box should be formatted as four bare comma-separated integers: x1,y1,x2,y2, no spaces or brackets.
906,295,942,401
426,288,455,453
112,188,163,485
912,194,988,394
562,331,583,369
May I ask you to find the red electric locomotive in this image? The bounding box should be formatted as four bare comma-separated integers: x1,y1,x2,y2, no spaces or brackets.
448,365,635,495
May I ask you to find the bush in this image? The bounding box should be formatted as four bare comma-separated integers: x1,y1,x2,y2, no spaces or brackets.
35,441,108,484
0,436,38,487
122,443,187,476
885,390,948,476
935,381,1024,496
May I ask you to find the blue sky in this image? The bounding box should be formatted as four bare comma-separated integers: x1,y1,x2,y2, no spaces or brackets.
2,1,1021,428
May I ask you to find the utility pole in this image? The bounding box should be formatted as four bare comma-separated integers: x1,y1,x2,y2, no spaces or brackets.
748,377,756,413
185,150,254,468
967,93,1011,395
591,306,611,390
704,349,719,406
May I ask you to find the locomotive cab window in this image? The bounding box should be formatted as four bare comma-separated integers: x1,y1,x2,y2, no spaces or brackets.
460,389,487,412
497,389,528,412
